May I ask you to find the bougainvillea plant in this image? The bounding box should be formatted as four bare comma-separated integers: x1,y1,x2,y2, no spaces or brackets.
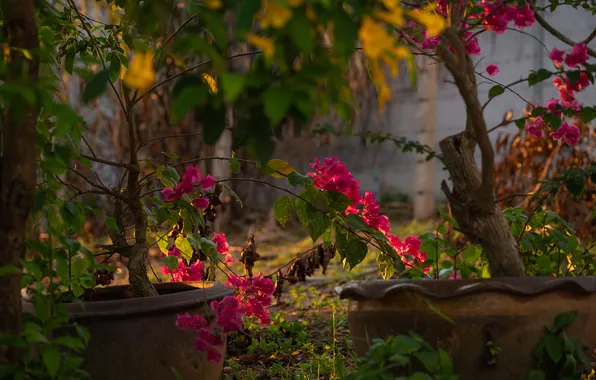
156,154,429,361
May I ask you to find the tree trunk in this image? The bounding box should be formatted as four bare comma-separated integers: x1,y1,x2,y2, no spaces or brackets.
0,0,39,363
434,27,525,277
414,55,438,221
439,133,525,277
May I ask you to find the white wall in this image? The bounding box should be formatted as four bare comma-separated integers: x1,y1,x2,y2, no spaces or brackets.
315,6,596,201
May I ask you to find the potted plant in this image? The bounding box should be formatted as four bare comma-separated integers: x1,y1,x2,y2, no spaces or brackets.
3,1,449,379
334,1,596,379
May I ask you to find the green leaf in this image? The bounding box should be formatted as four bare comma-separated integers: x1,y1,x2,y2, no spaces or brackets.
164,255,179,271
220,72,246,102
175,237,194,261
566,70,581,85
296,198,330,242
326,191,353,213
414,351,439,373
161,151,179,159
236,0,261,34
274,196,294,227
528,370,546,380
554,311,577,332
198,104,227,145
0,265,20,277
344,238,368,269
289,13,314,53
264,86,292,125
230,152,241,174
65,53,75,74
393,335,421,354
565,173,584,197
438,349,453,374
528,69,552,86
109,54,121,82
222,184,242,207
423,298,455,325
42,348,61,377
156,166,180,188
377,254,396,279
156,231,170,254
462,246,481,263
287,171,314,187
515,118,526,130
409,373,434,380
53,336,85,350
488,85,505,98
544,334,564,363
330,11,357,56
345,214,369,232
170,85,208,124
82,69,110,103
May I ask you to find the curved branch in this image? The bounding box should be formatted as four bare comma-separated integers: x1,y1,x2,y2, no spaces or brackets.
533,10,596,57
436,27,494,208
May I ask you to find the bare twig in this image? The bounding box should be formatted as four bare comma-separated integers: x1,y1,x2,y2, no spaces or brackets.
133,51,263,105
67,0,128,114
532,10,596,57
137,132,203,151
80,153,136,170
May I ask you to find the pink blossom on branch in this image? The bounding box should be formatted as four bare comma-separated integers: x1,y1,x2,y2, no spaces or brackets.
550,122,581,145
525,117,544,139
161,259,203,282
486,64,500,76
548,48,565,65
564,43,589,68
160,164,216,201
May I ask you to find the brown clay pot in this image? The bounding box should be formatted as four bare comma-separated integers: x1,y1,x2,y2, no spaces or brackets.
337,277,596,380
24,281,233,380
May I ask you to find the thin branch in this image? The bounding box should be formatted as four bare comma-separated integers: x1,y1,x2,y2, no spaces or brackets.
132,51,263,105
137,132,203,151
81,153,136,170
532,10,596,58
161,14,197,50
81,135,97,158
584,27,596,44
67,0,128,115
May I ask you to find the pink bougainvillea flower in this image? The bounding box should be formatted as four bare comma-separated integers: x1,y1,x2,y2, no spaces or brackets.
525,117,544,138
550,121,580,145
544,98,562,116
450,273,463,280
162,259,203,282
160,165,217,202
225,273,275,326
168,245,182,257
212,232,229,253
161,187,179,202
486,64,500,76
564,43,588,68
548,48,565,65
199,174,216,191
191,197,210,210
308,156,362,208
175,313,208,330
513,4,535,28
361,193,391,234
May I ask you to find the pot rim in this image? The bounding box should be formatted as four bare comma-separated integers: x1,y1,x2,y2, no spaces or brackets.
23,281,234,319
335,276,596,301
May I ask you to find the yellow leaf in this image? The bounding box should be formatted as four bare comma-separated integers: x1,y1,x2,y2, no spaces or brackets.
123,50,156,92
406,7,446,37
205,0,222,9
247,34,275,59
202,73,217,94
260,0,293,29
267,159,295,178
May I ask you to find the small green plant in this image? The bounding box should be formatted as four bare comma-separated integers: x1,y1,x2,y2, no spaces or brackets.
345,332,458,380
529,311,592,380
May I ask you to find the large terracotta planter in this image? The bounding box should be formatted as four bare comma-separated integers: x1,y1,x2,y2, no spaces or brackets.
337,277,596,380
24,281,233,380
